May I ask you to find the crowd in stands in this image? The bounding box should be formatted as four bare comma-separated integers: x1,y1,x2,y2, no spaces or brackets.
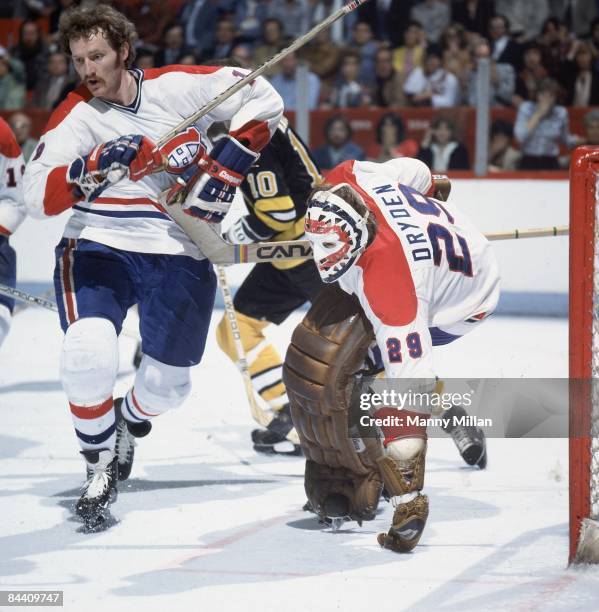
1,0,599,171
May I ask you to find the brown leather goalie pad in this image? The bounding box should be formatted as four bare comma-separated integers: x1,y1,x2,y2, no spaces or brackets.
283,284,384,521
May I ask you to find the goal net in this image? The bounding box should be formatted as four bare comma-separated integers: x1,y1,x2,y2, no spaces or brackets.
570,146,599,564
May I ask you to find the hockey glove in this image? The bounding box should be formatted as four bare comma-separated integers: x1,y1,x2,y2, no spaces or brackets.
182,136,259,224
67,135,164,202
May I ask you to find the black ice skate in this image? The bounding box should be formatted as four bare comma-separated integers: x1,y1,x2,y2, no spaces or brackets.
76,448,118,531
114,398,152,481
442,405,487,469
251,404,301,456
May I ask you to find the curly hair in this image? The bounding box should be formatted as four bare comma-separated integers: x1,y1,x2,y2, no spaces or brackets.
58,5,137,68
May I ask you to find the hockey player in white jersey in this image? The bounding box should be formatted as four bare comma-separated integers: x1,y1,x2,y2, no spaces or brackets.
302,157,500,552
0,117,26,349
23,5,283,530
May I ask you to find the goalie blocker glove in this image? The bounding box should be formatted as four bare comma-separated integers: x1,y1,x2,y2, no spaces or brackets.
67,134,163,202
182,136,259,224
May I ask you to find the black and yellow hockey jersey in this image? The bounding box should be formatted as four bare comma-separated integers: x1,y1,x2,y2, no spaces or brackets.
240,116,322,269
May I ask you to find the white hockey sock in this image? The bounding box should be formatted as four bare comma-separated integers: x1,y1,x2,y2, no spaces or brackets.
70,397,116,452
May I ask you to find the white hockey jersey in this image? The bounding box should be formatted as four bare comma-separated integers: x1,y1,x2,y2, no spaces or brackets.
0,118,26,237
23,65,283,257
327,158,500,381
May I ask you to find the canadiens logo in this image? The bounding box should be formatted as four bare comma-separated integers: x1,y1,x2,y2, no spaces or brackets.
160,126,206,175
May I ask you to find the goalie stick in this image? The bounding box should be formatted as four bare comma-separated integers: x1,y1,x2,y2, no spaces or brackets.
164,208,570,265
0,283,140,340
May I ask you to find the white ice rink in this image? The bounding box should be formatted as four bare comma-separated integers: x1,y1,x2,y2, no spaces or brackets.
1,302,599,612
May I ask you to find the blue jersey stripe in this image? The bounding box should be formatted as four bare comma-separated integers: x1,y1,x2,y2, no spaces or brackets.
73,205,170,220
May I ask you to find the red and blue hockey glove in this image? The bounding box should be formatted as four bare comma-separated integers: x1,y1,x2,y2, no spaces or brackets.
181,136,258,223
67,134,164,201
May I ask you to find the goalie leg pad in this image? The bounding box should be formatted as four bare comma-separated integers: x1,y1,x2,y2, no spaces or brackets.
123,354,191,422
305,459,382,522
60,317,119,405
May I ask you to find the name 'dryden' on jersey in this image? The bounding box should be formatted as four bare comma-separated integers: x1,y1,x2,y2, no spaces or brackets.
372,183,433,263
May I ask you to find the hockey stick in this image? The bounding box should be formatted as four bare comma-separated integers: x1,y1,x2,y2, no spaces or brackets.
106,0,370,183
216,265,301,445
216,264,271,428
169,224,571,265
0,283,140,340
154,1,368,149
13,287,54,315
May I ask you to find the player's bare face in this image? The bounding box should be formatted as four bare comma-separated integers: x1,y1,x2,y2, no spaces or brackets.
70,32,132,104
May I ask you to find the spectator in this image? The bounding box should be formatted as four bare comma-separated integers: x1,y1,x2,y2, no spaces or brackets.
440,24,471,89
550,0,597,39
563,41,599,107
299,27,343,86
404,45,461,108
9,20,48,92
8,111,37,161
410,0,450,44
514,77,581,170
269,51,320,110
330,51,371,108
154,24,194,67
513,43,547,106
494,0,549,42
135,50,156,70
488,119,521,171
268,0,310,39
230,44,253,69
234,0,270,44
180,0,224,58
49,0,78,36
32,51,74,110
253,18,286,77
537,17,574,79
582,108,599,145
372,47,406,107
392,20,425,80
179,53,199,65
0,48,25,110
312,115,365,170
357,0,417,48
366,112,419,162
452,0,495,39
309,0,358,42
417,116,470,171
489,14,523,71
200,18,238,62
125,0,174,48
589,18,599,70
466,40,515,106
347,21,379,87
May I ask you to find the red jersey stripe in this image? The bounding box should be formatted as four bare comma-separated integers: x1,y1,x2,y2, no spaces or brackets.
142,65,220,80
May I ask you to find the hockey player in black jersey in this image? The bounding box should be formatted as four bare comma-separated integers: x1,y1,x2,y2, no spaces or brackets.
216,115,325,455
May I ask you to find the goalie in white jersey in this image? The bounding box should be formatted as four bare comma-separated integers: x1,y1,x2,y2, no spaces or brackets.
0,117,26,349
23,5,283,530
303,157,500,552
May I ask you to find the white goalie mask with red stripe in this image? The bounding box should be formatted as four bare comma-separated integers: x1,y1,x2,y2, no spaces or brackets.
305,184,370,283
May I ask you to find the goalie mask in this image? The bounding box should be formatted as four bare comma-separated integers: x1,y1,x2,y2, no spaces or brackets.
305,184,370,283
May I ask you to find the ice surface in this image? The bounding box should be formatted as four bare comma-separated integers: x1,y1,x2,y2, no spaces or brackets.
1,307,598,612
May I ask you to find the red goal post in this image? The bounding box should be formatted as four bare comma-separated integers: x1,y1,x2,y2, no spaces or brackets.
569,146,599,564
